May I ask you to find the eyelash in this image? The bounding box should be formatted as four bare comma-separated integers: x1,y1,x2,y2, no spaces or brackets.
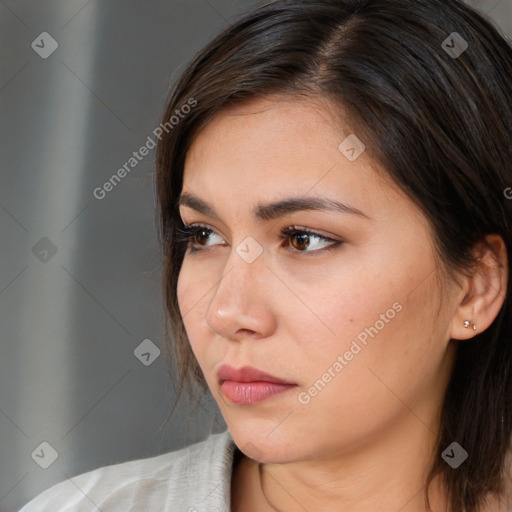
174,223,342,255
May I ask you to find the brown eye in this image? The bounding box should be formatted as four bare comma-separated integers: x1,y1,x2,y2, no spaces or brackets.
281,226,340,254
177,224,341,255
175,224,223,252
195,227,213,246
290,232,311,251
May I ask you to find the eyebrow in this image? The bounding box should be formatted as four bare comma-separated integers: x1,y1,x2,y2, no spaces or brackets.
177,192,372,221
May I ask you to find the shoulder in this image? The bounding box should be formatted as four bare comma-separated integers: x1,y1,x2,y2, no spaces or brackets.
18,430,237,512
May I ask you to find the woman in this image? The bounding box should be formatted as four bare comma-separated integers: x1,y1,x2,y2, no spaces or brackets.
20,0,512,511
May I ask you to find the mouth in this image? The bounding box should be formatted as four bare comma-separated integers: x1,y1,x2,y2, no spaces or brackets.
217,364,297,405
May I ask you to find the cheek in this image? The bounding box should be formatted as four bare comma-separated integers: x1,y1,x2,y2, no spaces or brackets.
290,263,440,398
176,266,188,316
176,258,211,322
286,273,398,359
176,264,206,359
177,253,198,297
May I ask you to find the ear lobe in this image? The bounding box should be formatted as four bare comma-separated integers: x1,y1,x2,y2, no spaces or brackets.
449,234,508,341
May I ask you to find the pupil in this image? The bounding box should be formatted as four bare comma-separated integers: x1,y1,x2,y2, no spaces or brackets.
294,233,309,250
197,228,209,244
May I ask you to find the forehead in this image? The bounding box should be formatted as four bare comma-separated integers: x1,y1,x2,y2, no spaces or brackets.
181,96,411,224
185,95,341,164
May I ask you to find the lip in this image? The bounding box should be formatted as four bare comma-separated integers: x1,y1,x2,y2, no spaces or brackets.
220,381,296,404
217,364,297,405
217,364,295,385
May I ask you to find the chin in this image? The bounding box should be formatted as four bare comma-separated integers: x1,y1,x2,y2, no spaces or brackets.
227,421,307,464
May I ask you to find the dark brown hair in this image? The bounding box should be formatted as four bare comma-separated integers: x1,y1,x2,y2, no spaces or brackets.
154,1,512,510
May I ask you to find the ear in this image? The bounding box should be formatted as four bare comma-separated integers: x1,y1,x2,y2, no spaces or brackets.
449,234,508,341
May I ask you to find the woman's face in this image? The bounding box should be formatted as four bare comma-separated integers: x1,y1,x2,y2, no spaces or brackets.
177,95,458,464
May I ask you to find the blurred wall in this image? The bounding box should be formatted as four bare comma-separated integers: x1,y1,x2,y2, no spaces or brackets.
0,1,510,511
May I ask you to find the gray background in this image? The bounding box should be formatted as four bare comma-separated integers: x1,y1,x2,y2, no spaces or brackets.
1,1,510,511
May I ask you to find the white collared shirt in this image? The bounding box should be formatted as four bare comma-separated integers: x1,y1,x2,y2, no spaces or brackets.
18,430,237,512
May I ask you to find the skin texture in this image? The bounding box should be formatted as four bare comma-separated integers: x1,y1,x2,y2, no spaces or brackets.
176,95,508,512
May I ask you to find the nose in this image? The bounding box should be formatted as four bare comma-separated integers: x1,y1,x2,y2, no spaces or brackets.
205,247,276,342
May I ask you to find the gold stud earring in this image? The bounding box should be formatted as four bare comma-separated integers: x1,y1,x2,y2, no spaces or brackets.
464,320,476,331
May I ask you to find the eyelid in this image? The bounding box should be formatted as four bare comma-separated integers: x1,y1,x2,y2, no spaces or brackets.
283,225,339,241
